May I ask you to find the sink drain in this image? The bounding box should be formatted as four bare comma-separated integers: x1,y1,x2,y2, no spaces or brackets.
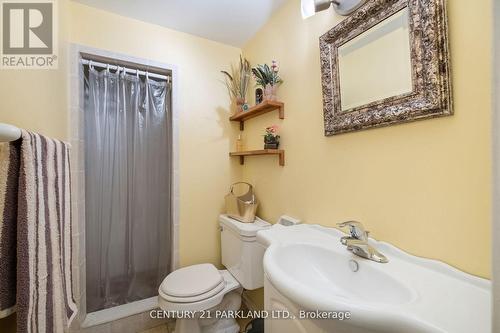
349,259,359,272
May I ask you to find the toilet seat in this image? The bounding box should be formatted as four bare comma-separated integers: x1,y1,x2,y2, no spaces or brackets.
158,266,240,312
161,280,225,303
160,263,225,300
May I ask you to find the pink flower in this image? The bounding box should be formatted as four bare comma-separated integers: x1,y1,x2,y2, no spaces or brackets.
271,60,279,73
266,124,279,134
271,60,280,73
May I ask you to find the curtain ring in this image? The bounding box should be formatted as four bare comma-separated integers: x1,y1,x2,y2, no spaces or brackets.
88,60,93,70
106,63,110,72
136,68,139,79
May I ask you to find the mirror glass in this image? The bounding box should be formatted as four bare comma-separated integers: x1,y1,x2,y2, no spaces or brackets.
338,7,412,111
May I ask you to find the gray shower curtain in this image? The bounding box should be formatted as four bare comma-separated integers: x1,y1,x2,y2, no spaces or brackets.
83,65,172,312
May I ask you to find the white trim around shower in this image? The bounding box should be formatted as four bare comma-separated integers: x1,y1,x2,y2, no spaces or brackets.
493,2,500,330
67,43,180,331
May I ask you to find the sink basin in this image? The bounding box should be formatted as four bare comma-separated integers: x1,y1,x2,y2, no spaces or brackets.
266,243,414,305
259,224,491,333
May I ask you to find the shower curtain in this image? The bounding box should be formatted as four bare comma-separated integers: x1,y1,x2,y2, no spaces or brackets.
84,65,172,312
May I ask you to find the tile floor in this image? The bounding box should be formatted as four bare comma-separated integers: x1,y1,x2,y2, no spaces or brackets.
138,300,257,333
139,313,252,333
140,324,172,333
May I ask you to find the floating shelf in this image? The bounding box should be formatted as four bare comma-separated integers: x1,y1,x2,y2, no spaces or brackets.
230,149,285,166
230,100,284,130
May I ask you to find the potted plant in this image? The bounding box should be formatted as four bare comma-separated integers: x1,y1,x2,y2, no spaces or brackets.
264,125,280,149
221,55,251,113
252,60,283,101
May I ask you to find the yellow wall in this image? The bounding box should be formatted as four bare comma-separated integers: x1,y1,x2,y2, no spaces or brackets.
0,4,241,329
0,0,242,270
67,2,242,268
242,0,491,279
0,0,69,140
0,0,492,327
0,2,70,329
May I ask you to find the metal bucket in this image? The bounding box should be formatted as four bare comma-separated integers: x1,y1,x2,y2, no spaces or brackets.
224,182,258,223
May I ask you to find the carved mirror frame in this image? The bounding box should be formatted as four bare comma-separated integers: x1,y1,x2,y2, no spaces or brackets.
319,0,452,135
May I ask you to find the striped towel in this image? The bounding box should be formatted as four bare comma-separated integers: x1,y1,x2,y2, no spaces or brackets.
0,131,77,332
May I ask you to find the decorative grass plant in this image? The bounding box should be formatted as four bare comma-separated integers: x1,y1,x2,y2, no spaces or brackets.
221,55,251,103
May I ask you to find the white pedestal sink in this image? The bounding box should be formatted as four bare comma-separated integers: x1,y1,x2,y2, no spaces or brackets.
257,224,491,333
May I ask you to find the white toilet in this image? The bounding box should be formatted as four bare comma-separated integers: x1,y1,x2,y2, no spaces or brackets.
158,214,270,333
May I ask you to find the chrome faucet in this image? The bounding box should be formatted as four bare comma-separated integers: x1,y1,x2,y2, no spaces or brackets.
337,221,388,263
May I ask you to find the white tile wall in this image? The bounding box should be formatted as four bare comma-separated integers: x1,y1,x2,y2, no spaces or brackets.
493,3,500,330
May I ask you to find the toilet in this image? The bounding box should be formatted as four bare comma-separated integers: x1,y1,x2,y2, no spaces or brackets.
158,214,271,333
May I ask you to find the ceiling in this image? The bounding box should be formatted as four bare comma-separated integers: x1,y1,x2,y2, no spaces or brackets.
72,0,289,47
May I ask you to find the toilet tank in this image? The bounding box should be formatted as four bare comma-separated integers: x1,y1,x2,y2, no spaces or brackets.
219,214,271,290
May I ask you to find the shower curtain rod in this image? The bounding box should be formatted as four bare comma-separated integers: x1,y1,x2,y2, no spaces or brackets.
81,59,170,81
0,123,21,142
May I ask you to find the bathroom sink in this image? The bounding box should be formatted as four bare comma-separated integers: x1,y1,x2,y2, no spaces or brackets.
260,224,491,333
265,243,414,305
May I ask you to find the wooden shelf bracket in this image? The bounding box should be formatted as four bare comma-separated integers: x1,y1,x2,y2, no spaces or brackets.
230,149,285,166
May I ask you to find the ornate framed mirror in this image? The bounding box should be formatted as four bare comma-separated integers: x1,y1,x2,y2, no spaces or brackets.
319,0,452,135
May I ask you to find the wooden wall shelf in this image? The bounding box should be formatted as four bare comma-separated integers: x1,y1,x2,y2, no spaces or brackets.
230,149,285,166
230,100,284,130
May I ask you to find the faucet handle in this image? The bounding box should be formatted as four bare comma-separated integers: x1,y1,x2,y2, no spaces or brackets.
337,221,368,240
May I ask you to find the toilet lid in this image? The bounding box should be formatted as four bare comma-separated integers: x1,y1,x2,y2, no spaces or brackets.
160,263,224,297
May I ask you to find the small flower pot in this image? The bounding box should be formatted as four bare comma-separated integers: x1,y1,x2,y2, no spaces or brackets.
235,98,248,113
263,84,278,101
264,143,279,149
264,135,280,149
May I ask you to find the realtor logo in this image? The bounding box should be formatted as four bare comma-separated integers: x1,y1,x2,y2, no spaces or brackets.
1,1,57,69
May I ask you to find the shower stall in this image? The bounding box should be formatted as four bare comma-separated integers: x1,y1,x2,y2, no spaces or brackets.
81,54,173,314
